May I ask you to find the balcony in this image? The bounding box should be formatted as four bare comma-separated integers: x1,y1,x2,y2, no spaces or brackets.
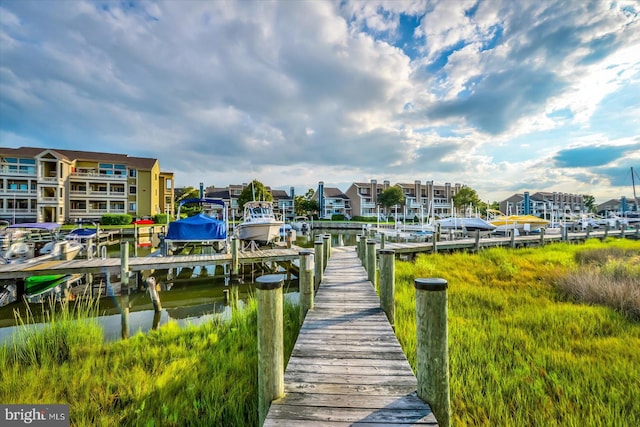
38,197,60,204
361,202,376,209
71,171,127,181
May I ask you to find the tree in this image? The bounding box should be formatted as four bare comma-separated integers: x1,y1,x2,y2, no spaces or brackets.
173,186,201,217
294,189,319,217
378,185,405,216
583,194,596,213
237,179,272,210
452,186,482,215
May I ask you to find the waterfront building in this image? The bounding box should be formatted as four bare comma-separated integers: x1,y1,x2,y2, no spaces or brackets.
204,184,295,220
0,147,174,224
344,179,461,220
312,182,351,219
500,191,585,218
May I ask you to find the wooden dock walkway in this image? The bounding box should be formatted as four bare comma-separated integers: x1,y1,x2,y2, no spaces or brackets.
0,247,300,280
264,247,438,426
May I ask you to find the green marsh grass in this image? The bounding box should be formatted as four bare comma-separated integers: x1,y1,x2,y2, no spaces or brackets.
393,239,640,426
0,295,301,426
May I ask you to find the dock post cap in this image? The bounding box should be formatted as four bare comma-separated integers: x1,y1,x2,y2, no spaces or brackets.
256,274,285,290
414,278,448,291
366,240,376,244
379,249,395,255
314,240,323,244
298,250,313,256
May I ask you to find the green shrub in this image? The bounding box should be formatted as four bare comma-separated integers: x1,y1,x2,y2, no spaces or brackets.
100,214,132,225
153,214,169,224
331,214,346,221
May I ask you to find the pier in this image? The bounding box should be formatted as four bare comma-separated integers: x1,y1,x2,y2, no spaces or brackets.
263,247,438,426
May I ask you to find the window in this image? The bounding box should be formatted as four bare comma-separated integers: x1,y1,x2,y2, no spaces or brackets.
129,169,137,177
129,202,136,211
129,186,137,194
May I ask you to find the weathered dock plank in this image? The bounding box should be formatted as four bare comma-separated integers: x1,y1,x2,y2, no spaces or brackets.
264,247,438,426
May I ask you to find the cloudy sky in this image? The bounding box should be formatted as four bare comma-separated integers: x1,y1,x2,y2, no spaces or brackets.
1,0,639,203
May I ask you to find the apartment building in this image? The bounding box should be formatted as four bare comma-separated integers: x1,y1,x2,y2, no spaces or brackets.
205,184,295,220
344,179,461,219
313,182,351,219
0,147,174,224
500,191,585,217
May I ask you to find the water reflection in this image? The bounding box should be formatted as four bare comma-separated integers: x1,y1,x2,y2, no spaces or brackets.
0,227,359,344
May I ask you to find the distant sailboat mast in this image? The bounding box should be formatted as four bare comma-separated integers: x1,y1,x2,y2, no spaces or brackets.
632,167,639,213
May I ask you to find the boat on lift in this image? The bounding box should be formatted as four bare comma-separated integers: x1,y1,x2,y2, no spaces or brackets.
235,200,283,245
164,198,228,255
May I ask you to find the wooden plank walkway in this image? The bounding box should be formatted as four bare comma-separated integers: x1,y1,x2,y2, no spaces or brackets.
264,247,438,426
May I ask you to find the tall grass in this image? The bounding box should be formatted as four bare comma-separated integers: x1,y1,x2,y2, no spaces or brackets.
393,239,640,426
558,246,640,320
0,296,301,426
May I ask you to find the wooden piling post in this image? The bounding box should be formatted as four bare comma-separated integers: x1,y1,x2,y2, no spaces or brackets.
358,235,365,263
510,229,516,248
366,239,376,285
539,227,545,246
231,237,239,277
620,224,625,239
586,225,591,239
314,239,324,291
379,249,395,327
415,278,451,427
299,250,314,325
380,233,386,249
120,241,130,339
322,234,330,268
256,274,285,425
474,230,480,252
635,224,639,239
604,223,609,239
145,276,162,312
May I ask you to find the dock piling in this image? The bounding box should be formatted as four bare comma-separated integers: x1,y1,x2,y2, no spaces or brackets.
256,274,285,426
415,277,451,427
322,234,330,269
379,249,395,327
366,239,376,285
119,241,130,339
314,239,324,291
298,250,314,325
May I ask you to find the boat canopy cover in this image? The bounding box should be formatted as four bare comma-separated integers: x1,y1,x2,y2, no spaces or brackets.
166,213,227,241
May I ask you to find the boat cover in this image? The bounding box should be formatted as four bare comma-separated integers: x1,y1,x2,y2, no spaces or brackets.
166,213,227,241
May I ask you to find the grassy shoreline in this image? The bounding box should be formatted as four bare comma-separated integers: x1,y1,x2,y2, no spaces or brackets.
393,238,640,426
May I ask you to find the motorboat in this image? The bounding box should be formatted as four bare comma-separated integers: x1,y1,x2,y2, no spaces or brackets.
236,201,283,245
24,273,83,303
164,198,228,254
1,223,82,264
291,216,310,232
436,217,496,232
487,210,549,233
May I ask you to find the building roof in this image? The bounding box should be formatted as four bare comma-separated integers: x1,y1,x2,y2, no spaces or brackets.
324,187,349,199
0,146,158,170
271,189,290,200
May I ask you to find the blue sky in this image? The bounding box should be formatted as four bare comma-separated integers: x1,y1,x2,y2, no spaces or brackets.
1,0,639,203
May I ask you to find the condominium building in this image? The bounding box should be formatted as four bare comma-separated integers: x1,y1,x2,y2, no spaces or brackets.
0,147,174,224
313,182,351,219
344,179,461,219
205,184,295,220
500,191,585,217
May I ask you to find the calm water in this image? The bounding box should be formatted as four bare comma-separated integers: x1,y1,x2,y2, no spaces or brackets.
0,229,361,344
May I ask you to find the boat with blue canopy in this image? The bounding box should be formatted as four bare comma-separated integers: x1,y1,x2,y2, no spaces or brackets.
164,198,228,255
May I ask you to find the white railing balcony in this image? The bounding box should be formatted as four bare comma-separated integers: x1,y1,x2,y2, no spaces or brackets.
88,208,109,214
408,201,423,208
1,169,37,177
71,171,127,180
89,190,108,196
361,202,376,209
70,190,88,195
38,197,59,203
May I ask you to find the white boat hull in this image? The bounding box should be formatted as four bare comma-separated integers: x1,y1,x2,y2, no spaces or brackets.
237,222,283,243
